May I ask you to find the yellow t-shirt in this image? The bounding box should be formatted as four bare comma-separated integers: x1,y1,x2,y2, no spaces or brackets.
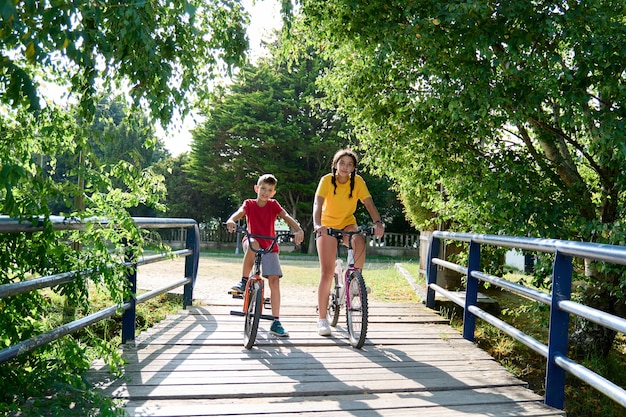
315,173,371,229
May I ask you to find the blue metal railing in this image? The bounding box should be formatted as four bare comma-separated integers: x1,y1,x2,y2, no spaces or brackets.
425,231,626,410
0,216,200,364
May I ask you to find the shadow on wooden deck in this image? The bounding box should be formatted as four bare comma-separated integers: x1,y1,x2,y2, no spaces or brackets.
90,298,565,417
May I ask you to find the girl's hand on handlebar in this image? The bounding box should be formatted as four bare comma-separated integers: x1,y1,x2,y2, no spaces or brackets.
315,225,327,237
373,222,385,238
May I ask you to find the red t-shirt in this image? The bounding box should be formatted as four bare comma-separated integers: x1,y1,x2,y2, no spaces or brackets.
242,199,284,253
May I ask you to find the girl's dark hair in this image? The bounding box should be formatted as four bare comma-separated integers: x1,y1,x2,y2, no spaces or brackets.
331,149,358,198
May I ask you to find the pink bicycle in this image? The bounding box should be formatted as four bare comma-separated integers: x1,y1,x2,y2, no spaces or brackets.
326,225,374,349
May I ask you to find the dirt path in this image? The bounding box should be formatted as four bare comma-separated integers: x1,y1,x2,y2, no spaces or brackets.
136,254,319,306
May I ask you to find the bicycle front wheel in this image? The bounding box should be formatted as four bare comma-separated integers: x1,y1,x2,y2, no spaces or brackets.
346,270,368,349
327,273,341,327
244,280,262,349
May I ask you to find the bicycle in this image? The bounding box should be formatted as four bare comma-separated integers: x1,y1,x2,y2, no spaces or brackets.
228,225,293,349
326,225,374,349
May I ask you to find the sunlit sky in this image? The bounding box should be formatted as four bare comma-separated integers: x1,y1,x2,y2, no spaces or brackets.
159,0,283,157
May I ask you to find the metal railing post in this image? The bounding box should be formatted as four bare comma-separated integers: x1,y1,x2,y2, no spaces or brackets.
426,236,440,309
545,250,572,409
463,240,481,341
183,224,200,308
122,243,137,344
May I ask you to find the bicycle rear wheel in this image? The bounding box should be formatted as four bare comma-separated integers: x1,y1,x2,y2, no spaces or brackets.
327,273,341,327
244,280,262,349
346,270,368,349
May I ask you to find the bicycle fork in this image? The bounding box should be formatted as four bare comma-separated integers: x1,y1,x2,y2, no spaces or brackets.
335,246,357,306
335,259,345,305
232,277,276,321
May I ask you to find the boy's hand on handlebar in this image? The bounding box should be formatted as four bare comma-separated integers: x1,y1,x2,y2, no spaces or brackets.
225,220,237,233
293,229,304,245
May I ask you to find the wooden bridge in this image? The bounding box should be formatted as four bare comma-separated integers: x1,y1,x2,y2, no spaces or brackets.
91,296,565,416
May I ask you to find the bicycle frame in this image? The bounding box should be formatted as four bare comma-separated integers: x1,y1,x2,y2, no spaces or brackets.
326,225,373,349
229,225,293,349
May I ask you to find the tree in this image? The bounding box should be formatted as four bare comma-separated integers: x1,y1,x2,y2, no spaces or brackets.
155,152,233,223
297,1,626,357
49,95,170,216
0,2,251,413
188,51,351,250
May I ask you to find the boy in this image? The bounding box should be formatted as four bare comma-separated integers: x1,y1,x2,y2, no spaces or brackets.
225,174,304,337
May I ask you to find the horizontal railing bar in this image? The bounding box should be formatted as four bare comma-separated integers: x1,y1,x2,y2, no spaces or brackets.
431,258,468,275
0,215,197,233
467,304,549,358
0,301,131,363
1,249,193,300
130,217,198,229
136,278,191,304
433,231,626,266
0,271,78,299
0,216,200,367
428,283,465,307
558,300,626,335
0,276,193,363
472,271,552,306
554,354,626,407
428,231,626,409
136,249,192,267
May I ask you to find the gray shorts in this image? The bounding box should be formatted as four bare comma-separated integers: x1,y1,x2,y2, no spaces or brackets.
259,252,283,278
243,245,283,278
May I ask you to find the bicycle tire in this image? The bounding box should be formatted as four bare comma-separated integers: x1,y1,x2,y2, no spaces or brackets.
327,273,341,327
346,270,368,349
244,280,262,349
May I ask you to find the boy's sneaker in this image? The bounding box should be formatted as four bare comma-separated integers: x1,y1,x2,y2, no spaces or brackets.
270,320,289,337
318,318,331,336
231,278,247,293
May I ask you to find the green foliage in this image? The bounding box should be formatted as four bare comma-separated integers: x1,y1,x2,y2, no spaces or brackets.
0,0,249,122
155,152,227,222
0,288,183,416
0,1,250,415
442,287,626,417
187,43,415,238
296,0,626,356
297,0,626,239
0,78,168,417
49,95,170,217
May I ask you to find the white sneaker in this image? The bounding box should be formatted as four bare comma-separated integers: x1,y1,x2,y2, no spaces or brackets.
318,318,331,336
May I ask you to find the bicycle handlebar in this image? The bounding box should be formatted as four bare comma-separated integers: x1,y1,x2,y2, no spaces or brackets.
227,223,295,255
326,225,375,239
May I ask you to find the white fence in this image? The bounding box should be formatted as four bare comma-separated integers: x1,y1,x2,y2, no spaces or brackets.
161,228,420,258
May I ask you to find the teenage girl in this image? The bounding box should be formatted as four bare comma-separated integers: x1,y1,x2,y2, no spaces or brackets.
312,149,385,336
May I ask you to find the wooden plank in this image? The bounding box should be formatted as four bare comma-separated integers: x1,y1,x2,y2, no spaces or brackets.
122,391,564,417
92,302,565,417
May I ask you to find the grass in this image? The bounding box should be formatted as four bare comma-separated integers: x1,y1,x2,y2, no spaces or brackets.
278,256,420,303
